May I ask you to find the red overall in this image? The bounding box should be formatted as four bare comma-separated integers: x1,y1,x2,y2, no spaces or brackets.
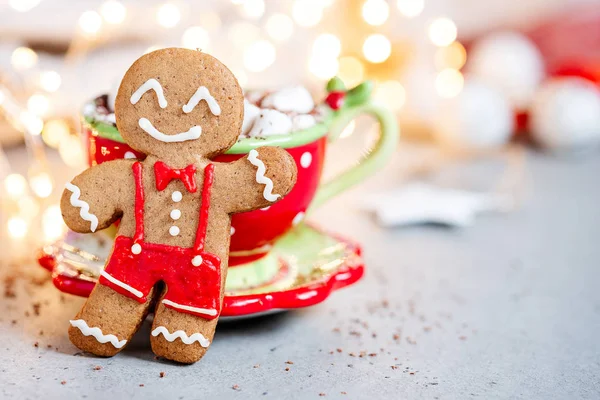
99,161,221,320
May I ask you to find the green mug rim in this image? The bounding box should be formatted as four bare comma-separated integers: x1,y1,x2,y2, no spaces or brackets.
82,110,335,155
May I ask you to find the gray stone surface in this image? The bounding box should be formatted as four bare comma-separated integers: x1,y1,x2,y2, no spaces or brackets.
1,141,599,399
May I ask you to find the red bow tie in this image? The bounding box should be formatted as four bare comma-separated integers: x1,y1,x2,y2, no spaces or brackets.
154,161,197,193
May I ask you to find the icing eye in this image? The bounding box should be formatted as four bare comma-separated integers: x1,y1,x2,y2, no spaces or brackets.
182,86,221,115
130,79,168,108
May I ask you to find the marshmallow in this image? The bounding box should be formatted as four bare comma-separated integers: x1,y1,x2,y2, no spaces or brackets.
248,109,293,137
261,86,315,114
242,99,261,136
292,114,317,131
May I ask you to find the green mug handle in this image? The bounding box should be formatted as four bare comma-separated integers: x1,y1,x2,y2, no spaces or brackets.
308,99,399,214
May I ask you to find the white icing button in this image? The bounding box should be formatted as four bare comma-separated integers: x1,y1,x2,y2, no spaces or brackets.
230,227,235,236
192,255,203,267
169,226,180,236
170,209,181,220
172,191,182,202
124,151,136,159
292,212,305,226
300,152,312,168
131,243,142,255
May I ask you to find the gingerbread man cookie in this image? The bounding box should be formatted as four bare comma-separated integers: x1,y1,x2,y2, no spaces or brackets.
61,48,297,363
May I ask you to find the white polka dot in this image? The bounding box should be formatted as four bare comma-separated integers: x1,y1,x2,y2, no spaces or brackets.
300,152,312,168
172,191,182,202
230,227,235,236
192,255,203,266
261,206,270,211
131,243,142,254
292,211,305,226
124,151,136,159
170,209,181,220
169,226,180,236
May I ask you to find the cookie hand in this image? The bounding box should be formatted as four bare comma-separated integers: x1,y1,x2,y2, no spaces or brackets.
215,146,297,214
61,159,135,233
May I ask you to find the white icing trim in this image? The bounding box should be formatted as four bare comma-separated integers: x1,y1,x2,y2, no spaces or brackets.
247,149,281,202
130,78,168,108
151,325,211,347
161,299,217,317
100,270,143,298
182,86,221,115
65,183,99,232
69,319,127,349
138,118,201,143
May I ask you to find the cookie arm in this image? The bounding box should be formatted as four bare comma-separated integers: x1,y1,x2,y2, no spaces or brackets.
215,147,297,214
60,159,135,233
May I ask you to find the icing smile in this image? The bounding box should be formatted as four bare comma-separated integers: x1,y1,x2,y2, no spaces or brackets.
138,117,202,143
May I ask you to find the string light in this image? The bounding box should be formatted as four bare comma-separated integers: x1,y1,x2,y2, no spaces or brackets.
11,47,38,70
428,17,457,47
313,34,341,58
42,205,66,242
79,11,103,35
19,112,43,135
292,0,323,27
29,172,53,198
266,13,294,42
243,40,276,72
39,71,62,92
397,0,424,18
338,56,365,88
309,56,339,79
362,0,390,26
27,93,50,117
241,0,265,19
156,3,181,28
42,119,70,149
182,26,210,50
374,80,406,111
4,173,28,199
7,217,28,239
435,68,464,98
9,0,41,12
362,34,391,63
435,41,467,70
100,1,127,25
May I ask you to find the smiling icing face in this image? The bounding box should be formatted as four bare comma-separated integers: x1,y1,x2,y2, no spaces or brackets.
115,48,244,160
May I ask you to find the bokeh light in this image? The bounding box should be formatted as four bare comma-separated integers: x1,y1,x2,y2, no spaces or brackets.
156,3,181,28
266,13,294,42
292,0,323,27
59,135,87,168
42,119,70,149
19,112,43,135
30,172,53,198
435,41,467,70
338,56,365,88
78,11,103,35
27,94,50,117
429,17,457,47
42,205,66,242
9,0,41,12
182,26,210,50
199,11,222,31
397,0,424,18
362,0,390,26
228,21,261,46
309,56,339,79
39,71,62,92
11,47,38,70
7,217,28,239
435,68,464,98
241,0,265,19
100,1,127,25
4,173,28,199
374,80,406,111
313,34,341,58
362,34,392,63
244,40,276,72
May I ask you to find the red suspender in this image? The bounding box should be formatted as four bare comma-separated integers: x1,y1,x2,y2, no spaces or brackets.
132,162,145,243
193,164,215,253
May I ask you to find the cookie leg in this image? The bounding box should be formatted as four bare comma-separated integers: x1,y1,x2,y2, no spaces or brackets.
69,284,154,357
150,298,218,364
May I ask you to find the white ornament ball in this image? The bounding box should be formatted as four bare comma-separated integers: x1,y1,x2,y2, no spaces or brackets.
530,77,600,152
434,79,514,149
466,31,544,110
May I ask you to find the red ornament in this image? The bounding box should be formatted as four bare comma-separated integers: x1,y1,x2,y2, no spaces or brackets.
325,91,345,110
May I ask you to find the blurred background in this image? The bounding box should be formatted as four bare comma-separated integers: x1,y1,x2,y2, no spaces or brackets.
2,0,600,259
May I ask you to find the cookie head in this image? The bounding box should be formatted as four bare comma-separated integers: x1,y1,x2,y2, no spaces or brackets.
115,48,244,159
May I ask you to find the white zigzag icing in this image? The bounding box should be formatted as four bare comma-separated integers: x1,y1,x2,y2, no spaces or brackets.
65,183,99,232
151,326,211,348
70,319,127,348
247,149,281,202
